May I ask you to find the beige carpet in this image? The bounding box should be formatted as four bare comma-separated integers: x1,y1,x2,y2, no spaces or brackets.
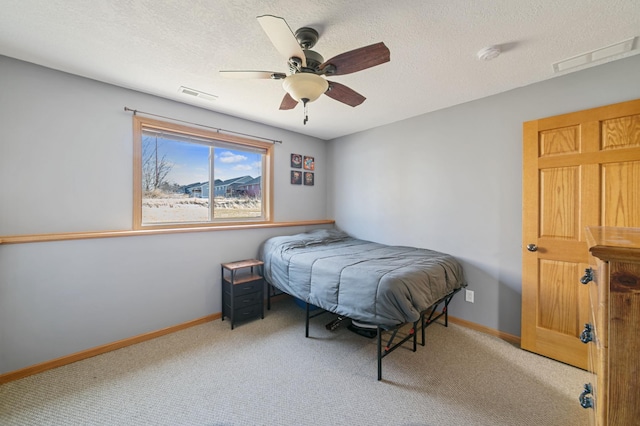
0,298,591,426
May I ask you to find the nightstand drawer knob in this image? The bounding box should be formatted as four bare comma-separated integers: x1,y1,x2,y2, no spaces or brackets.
579,383,593,409
580,268,594,285
580,323,593,343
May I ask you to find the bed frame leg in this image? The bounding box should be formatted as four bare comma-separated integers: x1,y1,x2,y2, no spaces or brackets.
377,326,383,381
305,303,310,338
419,287,461,346
442,290,455,327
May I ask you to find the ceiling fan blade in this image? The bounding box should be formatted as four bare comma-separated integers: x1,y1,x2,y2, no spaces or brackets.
324,81,366,107
279,93,298,110
219,70,285,79
257,15,306,67
320,42,390,76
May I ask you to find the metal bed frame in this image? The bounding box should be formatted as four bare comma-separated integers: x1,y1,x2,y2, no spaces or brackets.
268,283,462,381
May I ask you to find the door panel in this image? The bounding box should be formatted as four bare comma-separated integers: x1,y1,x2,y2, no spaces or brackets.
602,161,640,227
540,166,580,239
601,114,640,150
540,126,581,156
538,260,580,334
521,99,640,369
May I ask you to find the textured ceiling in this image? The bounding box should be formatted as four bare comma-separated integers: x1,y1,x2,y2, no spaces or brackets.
1,0,639,140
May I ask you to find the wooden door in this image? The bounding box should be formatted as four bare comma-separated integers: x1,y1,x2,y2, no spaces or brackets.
521,99,640,369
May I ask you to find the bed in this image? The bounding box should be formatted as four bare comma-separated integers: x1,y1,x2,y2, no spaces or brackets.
259,229,466,380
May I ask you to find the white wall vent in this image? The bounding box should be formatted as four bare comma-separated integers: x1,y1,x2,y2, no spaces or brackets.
178,86,218,101
553,37,637,73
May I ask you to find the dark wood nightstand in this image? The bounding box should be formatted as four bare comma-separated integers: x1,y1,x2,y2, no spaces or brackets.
221,259,264,329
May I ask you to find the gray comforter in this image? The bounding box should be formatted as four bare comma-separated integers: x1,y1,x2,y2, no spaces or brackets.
259,229,466,329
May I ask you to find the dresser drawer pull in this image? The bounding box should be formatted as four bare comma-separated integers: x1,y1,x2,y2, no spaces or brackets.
579,383,593,409
580,324,593,344
580,268,594,285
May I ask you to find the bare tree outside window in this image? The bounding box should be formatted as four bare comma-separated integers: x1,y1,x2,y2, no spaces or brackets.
142,135,173,195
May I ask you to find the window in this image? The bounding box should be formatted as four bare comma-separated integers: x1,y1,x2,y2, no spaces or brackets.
133,116,273,229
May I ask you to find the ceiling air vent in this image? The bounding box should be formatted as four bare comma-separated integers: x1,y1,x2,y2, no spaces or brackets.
553,37,637,73
178,86,218,101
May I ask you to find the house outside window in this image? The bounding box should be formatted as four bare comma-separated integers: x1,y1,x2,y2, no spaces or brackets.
133,116,273,229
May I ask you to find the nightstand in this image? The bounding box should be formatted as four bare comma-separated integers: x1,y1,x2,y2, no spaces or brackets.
221,259,264,329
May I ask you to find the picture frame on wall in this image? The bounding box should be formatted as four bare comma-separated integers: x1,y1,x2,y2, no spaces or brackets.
291,153,302,168
304,172,314,186
291,170,302,185
303,156,315,170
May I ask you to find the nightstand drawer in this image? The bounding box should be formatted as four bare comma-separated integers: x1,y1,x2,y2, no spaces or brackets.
232,279,264,297
224,287,263,308
233,303,263,323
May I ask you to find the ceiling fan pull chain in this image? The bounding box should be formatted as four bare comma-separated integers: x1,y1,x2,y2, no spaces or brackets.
303,99,309,125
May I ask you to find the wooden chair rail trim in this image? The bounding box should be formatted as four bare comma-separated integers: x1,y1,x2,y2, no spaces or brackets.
0,220,335,245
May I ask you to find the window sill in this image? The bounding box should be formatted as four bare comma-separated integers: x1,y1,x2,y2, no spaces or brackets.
0,219,335,245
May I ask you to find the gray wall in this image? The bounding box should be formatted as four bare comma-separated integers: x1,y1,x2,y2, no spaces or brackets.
3,53,640,376
327,54,640,337
0,56,329,374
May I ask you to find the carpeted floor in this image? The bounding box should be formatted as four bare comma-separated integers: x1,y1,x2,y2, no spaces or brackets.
0,298,591,425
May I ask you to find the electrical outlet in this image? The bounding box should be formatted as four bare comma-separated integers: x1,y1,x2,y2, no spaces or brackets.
465,289,474,303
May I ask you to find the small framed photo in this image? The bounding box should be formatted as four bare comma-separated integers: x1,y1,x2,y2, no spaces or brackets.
291,153,302,168
304,172,314,186
291,170,302,185
303,156,315,171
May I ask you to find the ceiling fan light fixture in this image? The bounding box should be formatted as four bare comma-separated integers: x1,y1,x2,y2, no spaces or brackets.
282,73,329,103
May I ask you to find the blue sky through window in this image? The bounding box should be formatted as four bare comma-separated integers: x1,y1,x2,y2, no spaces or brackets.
155,137,261,186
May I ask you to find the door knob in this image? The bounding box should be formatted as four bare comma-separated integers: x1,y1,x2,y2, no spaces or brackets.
526,244,538,252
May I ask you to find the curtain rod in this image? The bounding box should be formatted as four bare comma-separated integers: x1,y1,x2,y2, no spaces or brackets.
123,107,282,144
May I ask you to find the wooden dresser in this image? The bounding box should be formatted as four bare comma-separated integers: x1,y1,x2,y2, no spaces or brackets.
580,227,640,425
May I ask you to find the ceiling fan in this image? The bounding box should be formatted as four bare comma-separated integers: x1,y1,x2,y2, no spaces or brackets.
220,15,390,124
